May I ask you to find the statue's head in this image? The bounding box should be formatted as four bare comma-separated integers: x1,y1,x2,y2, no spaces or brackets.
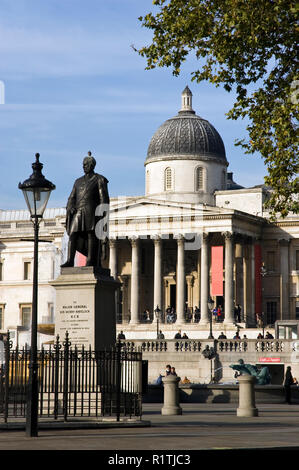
83,151,96,173
238,359,244,365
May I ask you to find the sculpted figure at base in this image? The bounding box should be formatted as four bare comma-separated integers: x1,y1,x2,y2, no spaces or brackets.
61,152,109,268
230,359,271,385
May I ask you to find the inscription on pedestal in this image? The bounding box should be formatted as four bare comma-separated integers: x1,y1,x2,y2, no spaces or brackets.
58,300,92,347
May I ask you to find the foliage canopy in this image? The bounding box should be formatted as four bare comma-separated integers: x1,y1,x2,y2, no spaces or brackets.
138,0,299,218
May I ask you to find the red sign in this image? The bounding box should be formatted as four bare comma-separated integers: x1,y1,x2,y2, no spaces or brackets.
211,246,223,296
259,357,281,363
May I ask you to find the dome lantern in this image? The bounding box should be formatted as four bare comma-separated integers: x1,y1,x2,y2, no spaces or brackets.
179,86,195,114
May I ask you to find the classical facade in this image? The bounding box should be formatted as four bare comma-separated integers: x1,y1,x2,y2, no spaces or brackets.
0,87,298,346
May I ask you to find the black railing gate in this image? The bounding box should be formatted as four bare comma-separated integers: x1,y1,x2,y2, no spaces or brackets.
0,332,143,422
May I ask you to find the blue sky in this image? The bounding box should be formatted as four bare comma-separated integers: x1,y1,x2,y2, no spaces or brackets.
0,0,266,210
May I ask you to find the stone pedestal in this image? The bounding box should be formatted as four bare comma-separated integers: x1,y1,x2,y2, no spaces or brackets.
161,375,182,415
237,374,259,417
51,267,120,350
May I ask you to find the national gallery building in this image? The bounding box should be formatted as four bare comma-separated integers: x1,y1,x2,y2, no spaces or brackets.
0,87,299,346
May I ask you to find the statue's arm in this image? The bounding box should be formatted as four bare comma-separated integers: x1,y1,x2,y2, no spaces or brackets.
66,184,77,214
98,176,110,208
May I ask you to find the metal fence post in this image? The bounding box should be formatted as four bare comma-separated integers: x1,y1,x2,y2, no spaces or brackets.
53,335,61,420
116,340,122,422
4,331,11,423
63,332,71,421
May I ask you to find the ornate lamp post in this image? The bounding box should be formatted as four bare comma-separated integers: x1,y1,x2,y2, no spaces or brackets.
207,297,215,339
19,153,55,437
154,305,161,338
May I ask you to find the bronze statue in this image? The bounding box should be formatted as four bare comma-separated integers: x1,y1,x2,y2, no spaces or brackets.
61,152,109,268
230,359,271,385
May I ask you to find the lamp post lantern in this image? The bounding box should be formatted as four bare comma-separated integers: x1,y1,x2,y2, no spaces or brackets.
154,305,161,338
19,153,55,437
207,297,215,339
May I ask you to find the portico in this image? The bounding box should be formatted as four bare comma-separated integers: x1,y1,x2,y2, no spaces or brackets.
107,198,263,329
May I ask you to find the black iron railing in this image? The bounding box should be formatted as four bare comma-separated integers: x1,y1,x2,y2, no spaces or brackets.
0,332,143,422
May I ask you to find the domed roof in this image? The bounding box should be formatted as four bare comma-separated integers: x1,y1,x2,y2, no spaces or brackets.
146,87,227,164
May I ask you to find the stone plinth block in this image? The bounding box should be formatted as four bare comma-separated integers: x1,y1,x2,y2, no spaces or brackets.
51,267,120,350
237,374,259,417
161,375,182,416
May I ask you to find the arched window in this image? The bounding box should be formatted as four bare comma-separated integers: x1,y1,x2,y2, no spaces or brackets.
195,167,204,191
164,167,173,191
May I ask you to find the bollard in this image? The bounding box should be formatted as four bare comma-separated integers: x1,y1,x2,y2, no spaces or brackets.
237,374,258,417
161,375,182,415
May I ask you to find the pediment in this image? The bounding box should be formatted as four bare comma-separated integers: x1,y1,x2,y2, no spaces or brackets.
109,196,232,219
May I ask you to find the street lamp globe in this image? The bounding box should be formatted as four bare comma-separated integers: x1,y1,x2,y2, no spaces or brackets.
18,153,56,218
208,297,214,311
154,305,161,319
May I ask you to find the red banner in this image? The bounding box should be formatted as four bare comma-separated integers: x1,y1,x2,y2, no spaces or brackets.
211,246,223,296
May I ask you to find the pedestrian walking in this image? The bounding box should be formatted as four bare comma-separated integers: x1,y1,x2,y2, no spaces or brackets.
284,366,294,404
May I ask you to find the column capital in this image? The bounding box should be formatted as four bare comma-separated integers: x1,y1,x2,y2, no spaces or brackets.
186,274,194,287
153,235,162,245
222,231,234,241
202,232,210,242
279,238,290,246
109,237,117,247
130,236,140,248
175,234,185,246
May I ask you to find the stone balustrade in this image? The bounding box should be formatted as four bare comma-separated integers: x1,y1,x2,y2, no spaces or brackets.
123,339,202,353
122,338,294,354
120,339,297,384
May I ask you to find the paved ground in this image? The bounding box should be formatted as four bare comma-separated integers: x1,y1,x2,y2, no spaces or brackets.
1,403,299,455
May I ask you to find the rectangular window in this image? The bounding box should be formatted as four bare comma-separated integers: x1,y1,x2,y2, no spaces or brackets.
0,262,2,281
266,301,277,326
24,261,31,280
296,301,299,320
266,251,276,271
21,305,32,329
296,250,299,270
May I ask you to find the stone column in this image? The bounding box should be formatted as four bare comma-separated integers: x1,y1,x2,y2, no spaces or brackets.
109,238,118,321
223,232,235,324
176,235,185,323
279,238,290,320
120,275,129,323
161,375,182,416
237,375,258,417
153,236,163,313
130,237,140,324
200,232,209,323
109,238,118,280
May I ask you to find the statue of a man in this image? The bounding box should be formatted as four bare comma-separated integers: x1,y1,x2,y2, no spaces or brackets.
61,152,109,268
